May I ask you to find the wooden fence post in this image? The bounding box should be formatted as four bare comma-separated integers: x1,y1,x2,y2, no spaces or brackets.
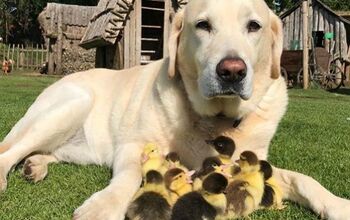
16,44,19,69
31,43,34,69
20,45,24,69
7,44,10,60
36,44,39,69
302,0,309,89
41,44,44,67
2,44,5,59
11,44,15,70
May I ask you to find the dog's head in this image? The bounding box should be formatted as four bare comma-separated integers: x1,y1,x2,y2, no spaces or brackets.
168,0,283,116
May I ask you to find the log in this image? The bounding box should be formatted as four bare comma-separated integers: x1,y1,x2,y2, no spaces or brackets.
56,5,63,74
302,0,309,89
163,0,170,57
135,0,141,65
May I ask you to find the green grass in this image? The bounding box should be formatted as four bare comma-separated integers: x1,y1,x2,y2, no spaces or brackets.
0,75,349,219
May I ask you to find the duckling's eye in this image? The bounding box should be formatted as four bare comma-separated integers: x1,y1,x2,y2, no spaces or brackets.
196,20,212,32
247,20,262,33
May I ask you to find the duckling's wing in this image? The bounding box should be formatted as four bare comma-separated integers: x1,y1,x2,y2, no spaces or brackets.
226,180,250,215
260,184,275,208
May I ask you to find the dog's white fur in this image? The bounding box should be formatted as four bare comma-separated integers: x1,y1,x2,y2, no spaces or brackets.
0,0,349,219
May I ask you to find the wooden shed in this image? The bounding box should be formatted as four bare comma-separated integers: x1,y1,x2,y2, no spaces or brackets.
38,3,98,74
80,0,187,69
280,0,350,62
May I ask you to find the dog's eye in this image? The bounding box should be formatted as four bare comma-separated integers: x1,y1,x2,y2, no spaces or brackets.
196,20,212,32
247,20,261,33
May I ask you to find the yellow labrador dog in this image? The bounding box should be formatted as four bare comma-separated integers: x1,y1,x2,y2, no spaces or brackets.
0,0,349,219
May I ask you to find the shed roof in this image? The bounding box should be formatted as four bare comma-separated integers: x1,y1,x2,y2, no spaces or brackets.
80,0,187,49
80,0,135,49
280,0,350,26
40,3,98,27
38,3,98,39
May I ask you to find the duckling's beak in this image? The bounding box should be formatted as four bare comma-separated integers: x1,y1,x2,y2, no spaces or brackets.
235,159,240,164
186,170,196,183
169,161,176,168
141,153,149,164
205,140,215,145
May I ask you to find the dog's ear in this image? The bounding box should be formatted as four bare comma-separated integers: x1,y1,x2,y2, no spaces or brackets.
168,9,184,78
270,12,283,79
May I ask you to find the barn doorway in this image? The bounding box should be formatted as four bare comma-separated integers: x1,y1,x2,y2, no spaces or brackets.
141,0,165,65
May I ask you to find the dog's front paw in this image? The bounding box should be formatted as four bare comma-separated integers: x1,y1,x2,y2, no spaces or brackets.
322,198,350,220
22,155,48,183
73,190,126,220
0,163,8,192
0,173,7,192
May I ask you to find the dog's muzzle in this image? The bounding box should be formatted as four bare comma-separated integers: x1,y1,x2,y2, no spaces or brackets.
216,57,247,83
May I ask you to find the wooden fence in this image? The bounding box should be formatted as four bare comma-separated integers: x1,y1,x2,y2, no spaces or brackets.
0,44,48,71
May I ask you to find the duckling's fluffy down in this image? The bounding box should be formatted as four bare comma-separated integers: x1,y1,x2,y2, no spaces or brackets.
127,191,171,220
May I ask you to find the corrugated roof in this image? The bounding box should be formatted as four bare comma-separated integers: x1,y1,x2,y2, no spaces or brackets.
280,0,350,26
44,3,97,27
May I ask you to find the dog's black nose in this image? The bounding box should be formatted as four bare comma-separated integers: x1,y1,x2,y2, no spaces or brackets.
216,57,247,82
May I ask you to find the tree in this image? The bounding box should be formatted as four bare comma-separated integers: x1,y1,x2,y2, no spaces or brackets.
265,0,350,12
321,0,350,10
0,0,98,44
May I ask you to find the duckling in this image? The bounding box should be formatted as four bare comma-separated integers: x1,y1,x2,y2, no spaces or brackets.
221,179,251,219
205,136,235,165
165,152,188,171
127,170,171,220
170,172,228,220
164,168,194,204
223,151,265,218
205,136,237,175
259,160,285,210
201,172,228,214
171,192,217,220
141,143,165,176
195,156,222,178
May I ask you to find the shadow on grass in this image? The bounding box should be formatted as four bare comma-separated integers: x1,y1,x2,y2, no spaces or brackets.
328,88,350,95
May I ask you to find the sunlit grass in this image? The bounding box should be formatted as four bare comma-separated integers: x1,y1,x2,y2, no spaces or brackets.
0,75,349,219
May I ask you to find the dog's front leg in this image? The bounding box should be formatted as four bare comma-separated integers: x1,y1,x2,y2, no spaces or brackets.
73,143,142,220
274,167,350,220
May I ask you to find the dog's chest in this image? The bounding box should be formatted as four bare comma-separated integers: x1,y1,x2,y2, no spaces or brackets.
170,116,239,169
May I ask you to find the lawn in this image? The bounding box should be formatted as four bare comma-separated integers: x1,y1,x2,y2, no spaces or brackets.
0,74,349,220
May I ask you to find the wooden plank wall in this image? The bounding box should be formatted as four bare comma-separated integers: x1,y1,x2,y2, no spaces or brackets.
281,1,349,62
123,0,141,68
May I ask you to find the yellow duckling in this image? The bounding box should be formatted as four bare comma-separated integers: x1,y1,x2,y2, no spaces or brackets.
223,151,265,219
205,136,237,175
195,156,223,178
127,170,171,220
259,160,285,210
201,172,228,215
141,143,165,176
165,152,188,171
164,168,194,204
